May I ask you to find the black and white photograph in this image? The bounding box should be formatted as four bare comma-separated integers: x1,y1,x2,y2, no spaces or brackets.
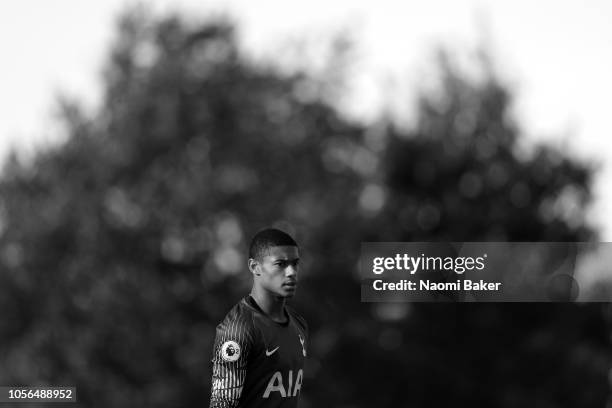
1,0,611,407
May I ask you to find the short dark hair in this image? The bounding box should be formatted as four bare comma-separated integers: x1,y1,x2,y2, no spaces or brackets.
249,228,298,260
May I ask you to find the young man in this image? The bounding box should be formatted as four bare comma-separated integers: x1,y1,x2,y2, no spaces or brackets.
209,228,308,408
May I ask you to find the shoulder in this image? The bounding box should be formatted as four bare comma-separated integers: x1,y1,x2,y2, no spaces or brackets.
215,298,257,341
286,305,308,335
212,299,259,363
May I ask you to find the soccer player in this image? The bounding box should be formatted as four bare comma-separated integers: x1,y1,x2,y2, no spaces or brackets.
209,228,308,408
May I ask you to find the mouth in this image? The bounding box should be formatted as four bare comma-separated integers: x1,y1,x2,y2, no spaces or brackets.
282,281,297,289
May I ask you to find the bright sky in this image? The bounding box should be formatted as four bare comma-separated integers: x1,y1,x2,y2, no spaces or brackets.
2,0,611,239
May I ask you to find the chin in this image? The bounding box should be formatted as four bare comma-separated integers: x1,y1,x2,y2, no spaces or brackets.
279,290,295,299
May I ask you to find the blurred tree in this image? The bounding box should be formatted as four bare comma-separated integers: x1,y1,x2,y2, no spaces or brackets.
0,8,608,408
378,52,593,242
314,51,609,407
0,8,364,408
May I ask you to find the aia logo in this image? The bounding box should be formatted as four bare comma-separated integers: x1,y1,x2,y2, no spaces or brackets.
263,369,303,398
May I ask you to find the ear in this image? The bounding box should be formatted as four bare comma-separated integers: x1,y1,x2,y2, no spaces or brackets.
248,258,261,276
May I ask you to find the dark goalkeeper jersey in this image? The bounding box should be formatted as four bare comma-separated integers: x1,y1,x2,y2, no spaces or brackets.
209,296,308,408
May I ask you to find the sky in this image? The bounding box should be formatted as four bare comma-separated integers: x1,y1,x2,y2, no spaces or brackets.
1,0,611,239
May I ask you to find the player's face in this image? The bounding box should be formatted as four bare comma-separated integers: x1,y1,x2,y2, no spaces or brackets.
256,246,300,298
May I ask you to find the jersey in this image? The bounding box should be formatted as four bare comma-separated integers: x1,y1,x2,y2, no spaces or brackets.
209,296,308,408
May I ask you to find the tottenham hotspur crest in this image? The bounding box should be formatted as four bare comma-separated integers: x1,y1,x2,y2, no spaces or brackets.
220,340,241,362
298,335,306,357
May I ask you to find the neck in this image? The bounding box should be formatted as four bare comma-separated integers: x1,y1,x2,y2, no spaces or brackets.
250,286,287,322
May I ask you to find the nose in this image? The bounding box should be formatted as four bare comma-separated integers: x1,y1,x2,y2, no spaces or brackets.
286,265,297,278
